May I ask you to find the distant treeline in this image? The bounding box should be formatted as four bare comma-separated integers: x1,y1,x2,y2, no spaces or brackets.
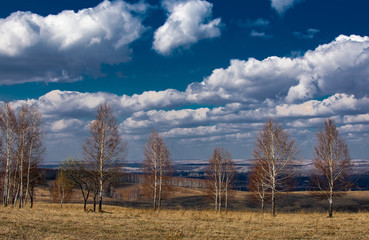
41,168,369,191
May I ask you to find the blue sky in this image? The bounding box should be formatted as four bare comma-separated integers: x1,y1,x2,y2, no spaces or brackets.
1,0,369,162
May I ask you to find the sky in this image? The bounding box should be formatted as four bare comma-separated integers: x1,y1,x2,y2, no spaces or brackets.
1,0,369,163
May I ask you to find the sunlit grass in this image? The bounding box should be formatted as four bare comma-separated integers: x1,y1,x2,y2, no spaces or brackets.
1,202,368,239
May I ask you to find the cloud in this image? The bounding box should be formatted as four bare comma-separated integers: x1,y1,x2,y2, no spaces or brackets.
293,28,320,39
250,30,272,39
286,116,341,128
120,89,186,112
270,0,303,15
276,94,369,117
237,18,270,28
194,35,369,104
286,35,369,102
343,114,369,124
340,124,369,133
153,0,222,55
4,34,369,161
50,118,84,132
199,57,301,103
0,0,147,85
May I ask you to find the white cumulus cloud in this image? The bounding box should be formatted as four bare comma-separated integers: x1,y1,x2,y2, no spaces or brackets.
50,118,84,132
0,0,147,84
4,34,369,161
192,35,369,104
270,0,303,15
153,0,222,55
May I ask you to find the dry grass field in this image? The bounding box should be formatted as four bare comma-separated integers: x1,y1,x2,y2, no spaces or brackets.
1,187,369,239
1,202,369,239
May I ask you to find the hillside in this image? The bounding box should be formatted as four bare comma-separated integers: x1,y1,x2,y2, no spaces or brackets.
1,202,368,239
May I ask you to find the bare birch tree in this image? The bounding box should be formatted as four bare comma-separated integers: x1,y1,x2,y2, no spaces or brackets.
1,104,44,208
252,119,299,217
25,159,45,209
142,130,173,211
311,119,352,218
23,106,44,208
16,105,44,208
16,106,28,208
223,151,235,211
206,147,235,213
83,103,126,212
248,161,270,212
52,169,74,207
0,103,17,207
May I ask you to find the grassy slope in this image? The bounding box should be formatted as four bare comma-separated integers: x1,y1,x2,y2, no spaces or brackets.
1,202,369,239
1,188,369,239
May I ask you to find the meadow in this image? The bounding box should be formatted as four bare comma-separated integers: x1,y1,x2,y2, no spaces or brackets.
1,187,369,239
1,202,369,239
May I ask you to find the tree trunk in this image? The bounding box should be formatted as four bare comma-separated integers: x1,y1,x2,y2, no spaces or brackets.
30,188,34,209
25,133,34,207
328,188,333,218
271,129,277,217
3,116,14,207
153,168,158,210
225,184,228,212
60,189,64,208
19,129,25,208
99,160,103,212
19,158,23,208
218,178,222,213
84,189,90,211
3,157,9,207
13,184,20,207
261,197,265,212
3,126,11,207
214,182,218,212
12,156,19,207
3,163,9,207
93,194,97,212
99,181,103,212
98,121,105,212
158,174,162,211
272,177,276,217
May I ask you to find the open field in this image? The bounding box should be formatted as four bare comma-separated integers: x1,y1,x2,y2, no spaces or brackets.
1,202,369,239
1,188,369,239
43,184,369,212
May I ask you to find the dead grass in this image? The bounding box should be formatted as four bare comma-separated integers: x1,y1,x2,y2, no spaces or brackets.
3,188,368,239
1,202,369,239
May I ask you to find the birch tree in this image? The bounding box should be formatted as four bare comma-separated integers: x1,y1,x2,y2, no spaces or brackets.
252,119,299,217
0,103,17,207
1,104,44,208
311,119,352,218
206,147,235,213
83,103,126,212
23,106,44,208
16,106,28,208
248,161,270,212
52,169,74,207
142,130,172,211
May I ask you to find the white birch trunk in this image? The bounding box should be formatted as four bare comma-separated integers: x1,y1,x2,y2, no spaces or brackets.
3,123,11,207
98,122,105,212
